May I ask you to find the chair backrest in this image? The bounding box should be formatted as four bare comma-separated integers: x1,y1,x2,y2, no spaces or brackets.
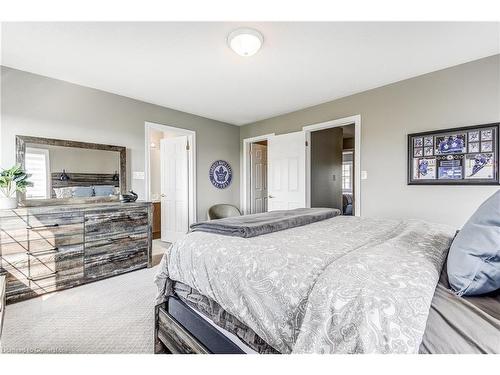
207,204,242,220
342,193,353,205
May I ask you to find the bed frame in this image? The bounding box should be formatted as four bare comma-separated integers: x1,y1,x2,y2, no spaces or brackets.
154,296,246,354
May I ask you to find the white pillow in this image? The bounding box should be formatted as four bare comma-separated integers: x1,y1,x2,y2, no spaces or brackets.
53,187,73,199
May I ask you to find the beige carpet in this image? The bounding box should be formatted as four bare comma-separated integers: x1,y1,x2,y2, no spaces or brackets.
1,265,159,354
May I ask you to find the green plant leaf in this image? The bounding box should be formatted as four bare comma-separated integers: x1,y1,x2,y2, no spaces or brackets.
0,165,32,193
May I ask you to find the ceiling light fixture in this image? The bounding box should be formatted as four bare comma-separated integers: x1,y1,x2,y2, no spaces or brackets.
227,28,263,57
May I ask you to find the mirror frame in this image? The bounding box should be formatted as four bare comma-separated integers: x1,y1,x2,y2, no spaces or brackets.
16,135,127,206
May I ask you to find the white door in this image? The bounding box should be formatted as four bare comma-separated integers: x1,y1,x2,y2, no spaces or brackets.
160,136,189,243
250,143,268,213
267,131,306,211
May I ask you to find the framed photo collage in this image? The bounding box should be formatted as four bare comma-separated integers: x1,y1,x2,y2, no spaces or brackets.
408,123,500,185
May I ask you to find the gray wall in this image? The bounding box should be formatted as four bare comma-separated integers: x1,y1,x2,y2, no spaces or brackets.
1,66,240,220
311,127,343,209
241,55,500,228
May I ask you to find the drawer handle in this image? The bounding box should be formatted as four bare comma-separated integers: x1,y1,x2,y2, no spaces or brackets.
26,247,59,256
27,223,59,230
28,272,57,282
105,235,140,242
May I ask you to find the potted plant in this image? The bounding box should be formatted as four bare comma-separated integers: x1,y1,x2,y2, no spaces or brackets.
0,165,32,209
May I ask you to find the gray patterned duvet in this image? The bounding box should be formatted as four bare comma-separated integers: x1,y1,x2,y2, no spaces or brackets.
155,216,455,353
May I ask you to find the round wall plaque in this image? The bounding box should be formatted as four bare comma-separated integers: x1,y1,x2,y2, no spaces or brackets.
209,160,232,189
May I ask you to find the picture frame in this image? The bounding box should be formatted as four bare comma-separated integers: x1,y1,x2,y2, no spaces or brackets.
408,123,499,185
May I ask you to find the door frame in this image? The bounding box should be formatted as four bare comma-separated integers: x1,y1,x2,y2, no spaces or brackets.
240,133,275,215
303,114,362,216
144,121,197,226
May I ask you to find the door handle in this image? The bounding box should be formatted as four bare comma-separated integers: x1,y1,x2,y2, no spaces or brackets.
268,195,275,199
160,194,166,198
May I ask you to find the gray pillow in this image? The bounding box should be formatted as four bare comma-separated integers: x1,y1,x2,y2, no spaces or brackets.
71,186,94,197
93,185,115,197
447,190,500,296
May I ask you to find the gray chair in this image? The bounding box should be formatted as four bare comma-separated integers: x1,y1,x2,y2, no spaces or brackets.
207,204,242,220
342,193,353,216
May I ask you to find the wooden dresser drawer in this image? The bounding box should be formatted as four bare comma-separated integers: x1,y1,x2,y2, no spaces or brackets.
28,225,84,243
0,211,28,229
0,241,27,258
29,244,84,280
84,248,148,280
0,228,27,247
2,256,31,303
1,252,29,279
85,232,148,260
85,208,149,241
28,211,84,227
28,212,84,242
27,232,83,252
84,231,148,280
2,244,84,291
0,211,28,246
1,237,82,258
29,266,85,294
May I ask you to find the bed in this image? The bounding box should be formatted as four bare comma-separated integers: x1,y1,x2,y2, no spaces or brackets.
154,215,500,354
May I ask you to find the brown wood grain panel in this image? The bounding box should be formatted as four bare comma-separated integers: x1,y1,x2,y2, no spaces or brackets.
153,202,161,240
156,306,209,354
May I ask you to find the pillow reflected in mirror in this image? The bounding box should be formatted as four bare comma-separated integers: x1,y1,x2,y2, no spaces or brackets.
93,185,116,197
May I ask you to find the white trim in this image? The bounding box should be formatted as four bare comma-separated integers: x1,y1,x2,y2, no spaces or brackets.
240,133,275,215
303,115,362,216
144,121,197,225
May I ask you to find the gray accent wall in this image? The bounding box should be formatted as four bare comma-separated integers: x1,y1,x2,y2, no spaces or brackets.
240,55,500,228
1,66,240,221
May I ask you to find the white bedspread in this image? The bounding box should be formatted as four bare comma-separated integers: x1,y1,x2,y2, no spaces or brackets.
155,216,455,353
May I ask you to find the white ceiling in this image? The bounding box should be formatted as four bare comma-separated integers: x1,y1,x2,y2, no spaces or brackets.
2,22,499,125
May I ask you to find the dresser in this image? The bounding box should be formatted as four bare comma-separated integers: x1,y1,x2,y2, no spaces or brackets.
0,273,5,345
0,202,152,304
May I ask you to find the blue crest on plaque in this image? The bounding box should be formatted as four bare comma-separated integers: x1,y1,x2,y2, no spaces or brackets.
436,135,465,154
209,160,232,189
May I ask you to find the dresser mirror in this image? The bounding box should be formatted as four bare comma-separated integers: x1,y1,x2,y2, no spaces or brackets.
16,135,127,206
